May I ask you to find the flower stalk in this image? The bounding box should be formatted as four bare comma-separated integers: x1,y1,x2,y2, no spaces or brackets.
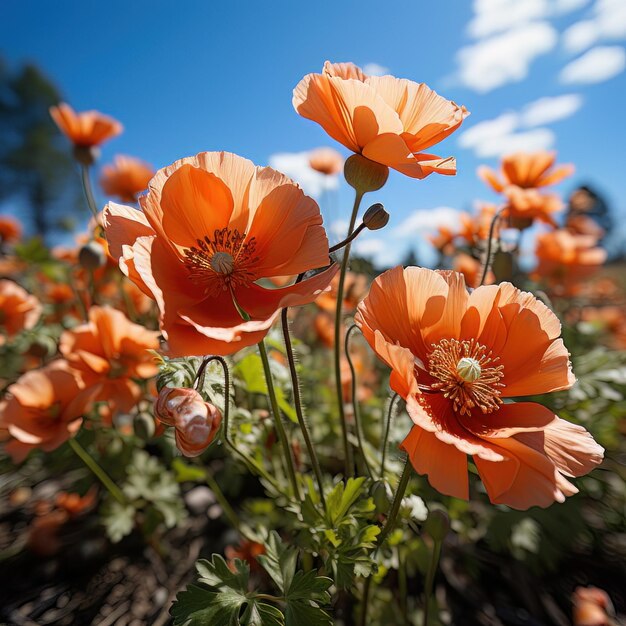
377,456,411,547
258,339,301,500
80,164,99,220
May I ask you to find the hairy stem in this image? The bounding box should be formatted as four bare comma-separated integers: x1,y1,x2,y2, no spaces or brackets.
381,393,399,479
479,206,505,286
258,340,301,500
333,190,364,477
345,325,373,479
281,309,327,511
377,457,411,547
68,437,126,505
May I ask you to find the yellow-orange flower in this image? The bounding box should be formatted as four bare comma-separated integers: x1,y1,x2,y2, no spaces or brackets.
155,387,222,457
308,147,344,176
453,252,493,288
100,155,155,203
534,230,606,291
0,361,92,462
50,103,123,148
315,271,369,314
0,280,42,344
504,187,563,227
459,204,499,246
104,152,337,356
0,215,22,244
428,225,457,255
293,62,468,179
478,151,573,192
355,266,603,509
59,305,160,414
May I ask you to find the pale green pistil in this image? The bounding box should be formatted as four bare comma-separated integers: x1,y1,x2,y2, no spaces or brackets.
456,357,482,382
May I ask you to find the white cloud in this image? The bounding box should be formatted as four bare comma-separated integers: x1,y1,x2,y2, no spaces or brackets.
362,62,389,76
268,151,340,198
520,94,584,126
392,207,463,237
556,0,591,12
467,0,549,39
562,0,626,53
456,22,558,92
352,236,402,268
458,112,520,150
559,45,626,83
329,219,349,240
475,128,556,157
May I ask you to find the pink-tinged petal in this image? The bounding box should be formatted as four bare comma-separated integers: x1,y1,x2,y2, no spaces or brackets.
401,425,469,500
515,418,604,478
103,202,154,260
474,435,576,510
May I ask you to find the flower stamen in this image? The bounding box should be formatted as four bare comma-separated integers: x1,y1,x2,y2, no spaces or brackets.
427,338,504,415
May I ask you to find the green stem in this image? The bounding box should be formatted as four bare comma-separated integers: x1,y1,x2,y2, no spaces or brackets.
479,206,505,286
334,190,364,478
281,309,327,511
422,539,443,626
204,470,241,533
80,164,99,220
377,457,411,547
205,356,280,492
258,340,301,500
381,393,399,479
345,325,373,479
68,437,126,505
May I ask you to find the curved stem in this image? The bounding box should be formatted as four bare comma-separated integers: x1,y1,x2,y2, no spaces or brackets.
258,340,301,500
334,190,364,478
203,356,280,491
345,325,373,479
80,164,99,220
329,222,366,254
422,539,443,626
479,206,505,286
377,457,411,547
381,393,399,479
281,309,327,511
68,437,126,505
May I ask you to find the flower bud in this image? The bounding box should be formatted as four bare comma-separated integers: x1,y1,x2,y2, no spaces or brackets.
344,154,389,194
423,506,450,542
73,145,100,166
362,203,389,231
78,241,107,270
154,387,222,457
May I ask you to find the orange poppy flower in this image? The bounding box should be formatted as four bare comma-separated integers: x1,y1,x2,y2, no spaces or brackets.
459,204,499,246
453,252,493,288
534,230,606,292
100,155,155,203
308,147,344,176
103,151,338,357
49,103,123,148
503,187,563,227
315,271,369,314
566,214,605,241
293,62,468,179
155,387,222,457
355,266,603,509
0,280,42,344
0,215,22,244
429,225,457,255
478,151,574,192
59,305,159,415
0,361,92,463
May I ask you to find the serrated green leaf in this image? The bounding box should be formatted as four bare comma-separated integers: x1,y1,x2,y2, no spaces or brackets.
196,555,249,592
326,477,366,526
170,584,244,626
172,458,207,483
256,531,298,593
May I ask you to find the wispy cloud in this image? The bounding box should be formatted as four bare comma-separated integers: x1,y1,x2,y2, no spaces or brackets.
520,94,584,125
562,0,626,53
362,62,389,76
456,22,558,92
392,207,462,237
268,151,340,198
559,45,626,83
457,93,583,158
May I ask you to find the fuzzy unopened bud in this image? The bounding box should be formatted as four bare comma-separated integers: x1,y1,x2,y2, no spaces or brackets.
154,387,222,457
78,241,106,270
363,203,389,231
73,145,99,166
344,154,389,194
423,507,450,542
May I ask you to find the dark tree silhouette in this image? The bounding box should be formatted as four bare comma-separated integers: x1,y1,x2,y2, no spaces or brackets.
0,57,81,240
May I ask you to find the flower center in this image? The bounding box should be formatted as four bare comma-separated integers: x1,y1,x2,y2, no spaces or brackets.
184,227,259,296
427,338,504,415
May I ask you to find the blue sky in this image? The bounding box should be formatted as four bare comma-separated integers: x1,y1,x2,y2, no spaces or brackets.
2,0,625,266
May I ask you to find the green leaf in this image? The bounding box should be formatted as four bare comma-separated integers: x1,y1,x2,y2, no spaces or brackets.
172,458,207,483
256,531,298,593
171,584,244,626
326,477,367,526
102,500,136,543
196,555,250,591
